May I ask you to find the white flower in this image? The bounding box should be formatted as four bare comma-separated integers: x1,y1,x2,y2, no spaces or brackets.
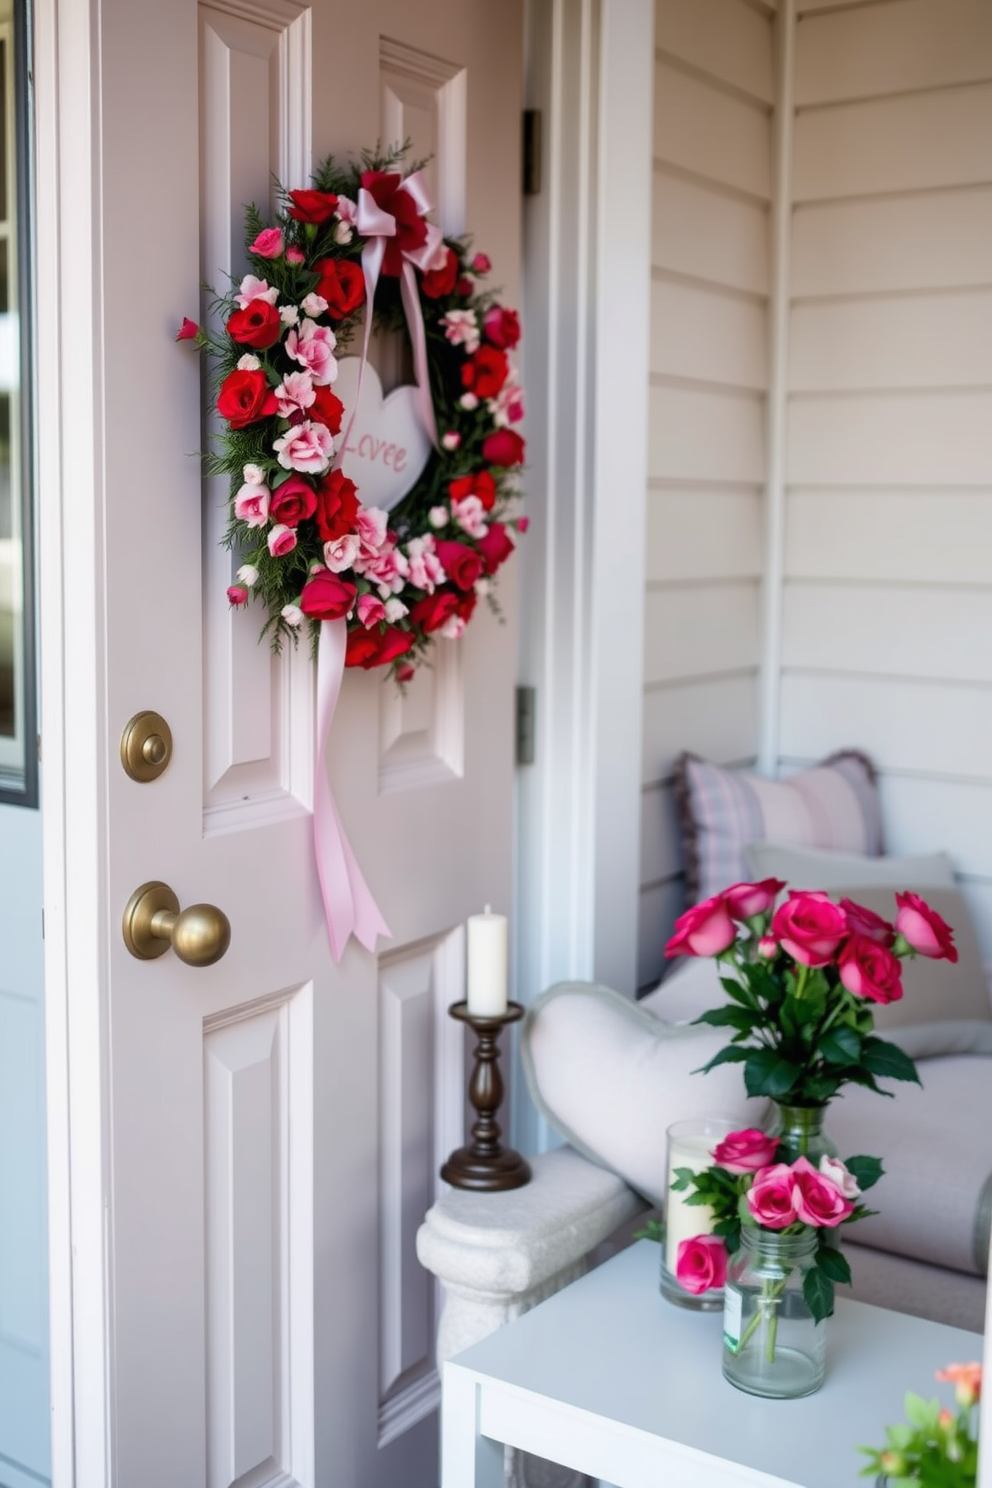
302,292,328,318
441,614,467,640
243,464,266,485
452,494,488,540
385,598,408,623
441,431,461,451
475,577,492,598
235,274,278,309
281,603,304,627
819,1155,861,1199
237,353,262,371
333,221,353,245
279,304,300,326
336,195,357,225
429,505,449,528
323,533,361,572
459,392,479,411
236,564,259,587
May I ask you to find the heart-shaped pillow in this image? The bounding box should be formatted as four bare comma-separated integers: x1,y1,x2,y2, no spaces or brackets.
334,357,433,512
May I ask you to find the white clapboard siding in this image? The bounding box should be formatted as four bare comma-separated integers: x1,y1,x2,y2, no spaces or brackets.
785,490,992,585
640,781,682,885
650,385,766,483
646,487,763,583
653,173,769,296
779,672,992,782
793,84,992,204
790,292,992,393
644,582,760,686
654,62,772,201
791,188,992,299
642,673,759,786
786,391,992,488
795,0,992,106
639,878,686,991
651,278,768,389
655,0,773,105
781,582,992,685
879,773,992,880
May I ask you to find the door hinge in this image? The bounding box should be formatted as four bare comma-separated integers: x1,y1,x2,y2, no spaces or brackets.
515,685,536,766
522,109,542,196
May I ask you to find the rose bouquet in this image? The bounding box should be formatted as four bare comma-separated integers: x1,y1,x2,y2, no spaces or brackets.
664,880,959,1107
673,1126,882,1336
178,145,526,679
860,1363,981,1486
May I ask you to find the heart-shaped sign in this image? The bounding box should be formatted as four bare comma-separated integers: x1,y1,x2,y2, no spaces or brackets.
333,357,433,512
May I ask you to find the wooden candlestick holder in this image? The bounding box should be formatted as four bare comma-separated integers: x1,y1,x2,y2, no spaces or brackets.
440,1001,531,1192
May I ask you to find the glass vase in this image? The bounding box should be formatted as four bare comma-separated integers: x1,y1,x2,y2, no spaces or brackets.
765,1101,838,1164
658,1116,735,1310
722,1228,826,1399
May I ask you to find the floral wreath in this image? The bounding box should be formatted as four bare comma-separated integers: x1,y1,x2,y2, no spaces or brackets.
178,145,527,683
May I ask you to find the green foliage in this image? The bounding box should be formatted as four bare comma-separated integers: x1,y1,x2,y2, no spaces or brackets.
860,1387,980,1486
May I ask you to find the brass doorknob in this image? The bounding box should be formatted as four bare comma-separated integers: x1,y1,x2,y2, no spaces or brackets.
122,881,231,966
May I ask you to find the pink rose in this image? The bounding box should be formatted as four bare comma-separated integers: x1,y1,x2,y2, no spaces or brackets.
355,505,389,554
267,523,297,558
840,898,895,946
273,420,334,474
838,935,903,1004
665,894,735,959
818,1155,860,1200
274,370,316,418
175,316,200,341
895,891,959,963
251,227,284,258
226,585,248,606
771,891,848,968
357,593,386,628
675,1234,727,1296
758,935,778,958
483,305,521,350
233,482,270,528
234,274,278,310
746,1164,800,1229
712,1129,779,1175
471,252,491,274
790,1156,855,1228
517,516,530,533
285,246,305,265
285,319,337,385
724,879,786,921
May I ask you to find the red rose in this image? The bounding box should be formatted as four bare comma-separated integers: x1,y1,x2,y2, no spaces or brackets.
300,570,356,622
345,624,415,669
421,247,459,299
315,470,360,544
288,189,339,224
482,428,525,467
411,591,460,634
665,894,736,958
457,276,473,296
359,170,428,276
895,891,959,962
216,368,278,429
771,891,848,968
456,588,478,623
314,258,365,319
838,935,904,1004
483,306,521,350
724,879,785,921
269,475,317,528
434,540,483,592
449,471,497,512
175,317,200,341
309,385,344,435
226,299,282,349
461,345,509,400
839,897,895,946
476,522,515,575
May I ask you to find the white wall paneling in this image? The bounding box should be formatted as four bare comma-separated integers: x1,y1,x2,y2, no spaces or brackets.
643,582,761,686
642,672,760,787
650,279,769,389
648,385,766,484
786,489,992,585
645,485,763,583
652,173,769,295
653,63,772,200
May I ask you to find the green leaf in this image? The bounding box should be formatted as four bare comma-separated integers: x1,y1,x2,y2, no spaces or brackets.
802,1267,835,1323
694,1045,749,1075
819,1025,862,1065
814,1246,852,1285
691,1007,758,1033
720,977,760,1010
861,1038,922,1085
845,1154,884,1192
632,1219,663,1243
744,1048,801,1099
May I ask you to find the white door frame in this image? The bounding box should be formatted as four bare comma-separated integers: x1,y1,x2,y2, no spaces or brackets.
33,0,654,1477
514,0,654,1151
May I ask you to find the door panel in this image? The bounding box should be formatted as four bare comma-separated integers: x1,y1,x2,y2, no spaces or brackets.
94,2,521,1485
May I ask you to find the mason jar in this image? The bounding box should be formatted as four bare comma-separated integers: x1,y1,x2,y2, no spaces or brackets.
722,1227,827,1399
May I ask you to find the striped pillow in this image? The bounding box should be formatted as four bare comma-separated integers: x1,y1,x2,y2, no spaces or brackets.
674,751,883,904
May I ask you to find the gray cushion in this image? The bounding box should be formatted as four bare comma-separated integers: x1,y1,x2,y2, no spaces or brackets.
745,841,955,890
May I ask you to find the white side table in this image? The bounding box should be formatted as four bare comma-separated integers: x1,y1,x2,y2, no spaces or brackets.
442,1240,982,1488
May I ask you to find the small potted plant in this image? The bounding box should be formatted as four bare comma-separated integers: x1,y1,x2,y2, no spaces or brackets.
860,1363,981,1485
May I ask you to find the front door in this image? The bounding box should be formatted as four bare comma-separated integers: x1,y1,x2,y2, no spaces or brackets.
39,2,522,1484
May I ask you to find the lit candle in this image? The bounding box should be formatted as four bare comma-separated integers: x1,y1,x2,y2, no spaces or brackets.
466,905,508,1017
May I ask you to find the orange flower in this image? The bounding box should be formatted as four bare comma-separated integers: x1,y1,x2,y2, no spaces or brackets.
936,1362,982,1406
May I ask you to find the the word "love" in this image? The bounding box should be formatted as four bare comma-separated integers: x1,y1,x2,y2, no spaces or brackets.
343,432,409,474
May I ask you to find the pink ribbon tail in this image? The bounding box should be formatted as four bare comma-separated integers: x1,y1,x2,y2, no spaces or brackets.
314,618,391,962
401,260,438,447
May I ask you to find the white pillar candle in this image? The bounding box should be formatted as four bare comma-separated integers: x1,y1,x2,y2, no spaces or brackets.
466,905,508,1016
663,1118,736,1276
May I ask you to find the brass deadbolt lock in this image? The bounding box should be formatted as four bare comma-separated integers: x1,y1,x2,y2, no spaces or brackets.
121,710,173,782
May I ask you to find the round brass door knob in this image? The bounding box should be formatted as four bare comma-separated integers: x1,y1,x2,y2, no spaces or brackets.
122,881,231,966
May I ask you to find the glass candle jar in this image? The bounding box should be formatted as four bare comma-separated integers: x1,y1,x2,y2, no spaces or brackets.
659,1116,735,1310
